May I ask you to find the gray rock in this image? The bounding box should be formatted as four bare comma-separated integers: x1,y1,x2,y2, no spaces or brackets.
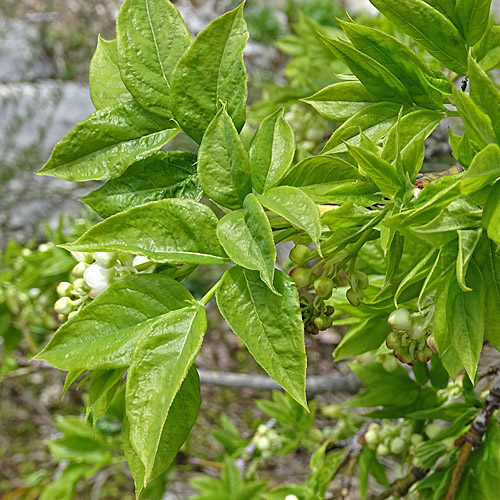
0,15,53,83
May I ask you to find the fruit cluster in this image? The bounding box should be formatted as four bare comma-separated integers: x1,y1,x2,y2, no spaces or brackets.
288,244,370,334
252,424,282,460
385,308,435,365
54,251,155,323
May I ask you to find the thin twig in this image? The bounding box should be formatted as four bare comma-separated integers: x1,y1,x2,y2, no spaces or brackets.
370,467,427,500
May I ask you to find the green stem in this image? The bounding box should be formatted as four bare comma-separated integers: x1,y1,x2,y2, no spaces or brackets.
199,280,222,306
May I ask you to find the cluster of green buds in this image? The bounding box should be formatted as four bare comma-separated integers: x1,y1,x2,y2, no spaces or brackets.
252,424,282,460
385,308,434,365
54,251,156,323
355,350,399,373
364,421,421,458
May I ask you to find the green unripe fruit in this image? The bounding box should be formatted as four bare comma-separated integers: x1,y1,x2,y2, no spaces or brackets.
416,347,433,363
390,436,406,455
355,271,369,290
388,308,412,331
425,423,441,439
336,269,350,287
289,245,311,265
386,331,402,350
314,315,332,330
54,297,74,315
376,443,389,456
408,320,426,340
56,281,73,297
346,288,361,306
365,429,379,447
290,266,312,287
410,433,423,446
72,262,89,278
314,276,334,298
394,348,415,365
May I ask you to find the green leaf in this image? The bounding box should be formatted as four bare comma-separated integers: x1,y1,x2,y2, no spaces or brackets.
474,25,500,70
62,199,227,265
249,109,295,193
456,0,492,46
198,106,252,210
474,236,500,349
217,194,276,292
170,3,248,143
334,316,390,360
124,366,201,491
338,20,442,108
457,229,482,291
321,37,412,104
89,37,133,110
322,203,378,231
37,101,179,181
81,152,201,218
370,0,468,74
483,179,500,244
423,0,460,25
461,144,500,195
216,267,307,408
322,102,401,154
33,274,196,370
303,81,375,122
307,445,347,497
468,57,500,142
257,187,322,249
126,305,206,476
434,265,484,379
452,86,497,149
116,0,191,116
382,110,443,180
347,144,405,198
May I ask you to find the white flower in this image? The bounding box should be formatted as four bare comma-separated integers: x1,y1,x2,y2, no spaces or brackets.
93,251,117,269
84,263,115,298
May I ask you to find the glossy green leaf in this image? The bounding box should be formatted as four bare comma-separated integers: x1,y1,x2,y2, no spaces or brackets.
81,152,201,218
457,229,482,291
460,143,500,195
321,37,412,104
126,305,206,476
370,0,468,74
347,144,404,198
303,81,375,121
33,275,196,370
257,187,322,249
198,106,252,209
63,199,227,265
468,57,500,142
322,102,401,154
37,101,179,181
382,110,443,180
170,3,248,143
249,109,295,193
306,182,382,205
456,0,492,46
216,267,307,408
338,20,441,108
474,236,500,349
434,264,484,379
452,86,496,148
424,0,460,25
124,366,201,492
89,37,133,109
483,180,500,247
474,25,500,70
116,0,191,116
334,316,389,360
217,194,276,292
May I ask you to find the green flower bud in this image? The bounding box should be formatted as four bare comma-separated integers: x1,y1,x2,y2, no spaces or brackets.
388,308,412,331
427,335,438,353
346,288,361,306
365,429,379,447
256,436,271,451
72,278,90,292
408,320,426,340
390,436,406,455
290,266,312,287
416,347,433,363
289,245,311,265
72,262,90,278
382,355,398,372
336,269,350,287
54,297,74,315
313,315,332,331
314,276,334,298
285,495,299,500
355,271,369,290
386,331,402,350
56,281,73,297
376,443,389,456
411,433,424,446
425,423,442,439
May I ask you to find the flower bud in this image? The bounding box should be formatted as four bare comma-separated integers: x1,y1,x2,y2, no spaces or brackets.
285,495,299,500
382,355,398,372
376,443,389,456
72,262,90,278
93,251,117,269
72,278,90,292
354,271,369,290
408,320,426,340
346,288,361,306
56,281,73,297
426,335,438,353
365,429,379,447
390,436,406,455
54,297,74,315
257,424,268,435
336,269,350,287
256,436,271,451
290,266,312,287
314,276,334,298
289,245,311,265
57,313,67,323
388,308,412,331
425,423,442,439
70,251,93,263
386,331,402,350
410,433,423,446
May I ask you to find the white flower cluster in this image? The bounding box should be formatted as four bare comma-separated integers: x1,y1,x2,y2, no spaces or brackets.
252,424,282,460
54,251,156,322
